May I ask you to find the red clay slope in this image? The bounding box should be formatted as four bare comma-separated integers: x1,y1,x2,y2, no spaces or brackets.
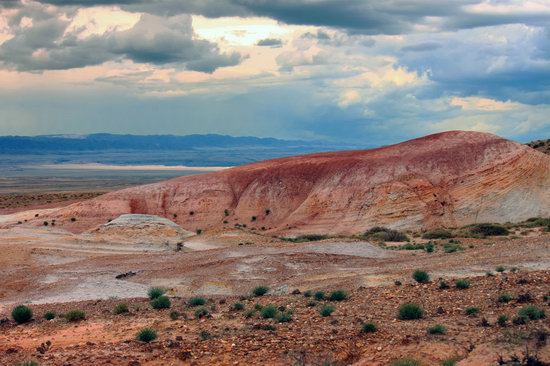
28,131,550,234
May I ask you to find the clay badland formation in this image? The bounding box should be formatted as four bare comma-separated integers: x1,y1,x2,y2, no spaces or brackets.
14,130,550,235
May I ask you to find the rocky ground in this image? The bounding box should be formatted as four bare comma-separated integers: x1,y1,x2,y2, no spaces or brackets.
0,192,105,214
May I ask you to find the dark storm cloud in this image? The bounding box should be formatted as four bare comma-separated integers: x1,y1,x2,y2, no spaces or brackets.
0,13,242,72
34,0,550,34
256,38,283,47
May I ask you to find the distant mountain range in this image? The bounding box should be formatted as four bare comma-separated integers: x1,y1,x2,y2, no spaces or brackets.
527,139,550,155
0,133,335,152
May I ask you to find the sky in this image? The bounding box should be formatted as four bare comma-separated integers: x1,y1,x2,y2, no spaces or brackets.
0,0,549,144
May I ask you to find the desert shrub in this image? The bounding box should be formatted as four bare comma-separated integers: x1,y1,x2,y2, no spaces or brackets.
65,310,85,322
306,300,317,307
441,358,459,366
244,309,256,318
148,287,165,300
199,330,211,341
188,297,206,306
513,316,528,325
314,291,326,300
439,280,449,289
12,305,33,324
254,303,263,311
16,361,39,366
251,216,257,222
329,290,348,301
464,307,479,317
319,304,335,317
427,324,446,335
391,359,420,366
361,322,377,333
114,303,129,315
281,234,329,243
252,286,269,297
522,217,550,227
364,227,408,242
150,295,171,310
194,307,210,318
412,270,430,283
398,303,424,320
468,223,509,237
169,311,180,320
425,242,435,253
422,228,453,239
518,306,545,320
136,328,157,343
276,311,293,323
517,292,533,303
497,315,508,327
495,265,506,273
497,293,513,303
443,243,463,253
303,290,313,298
455,279,470,289
393,243,426,250
261,304,278,319
44,311,56,320
232,302,244,311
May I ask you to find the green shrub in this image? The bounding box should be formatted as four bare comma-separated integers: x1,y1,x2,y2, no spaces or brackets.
522,217,550,227
148,287,165,300
136,328,157,343
244,309,256,318
260,304,278,319
422,228,453,239
443,243,462,253
194,307,210,319
12,305,33,324
252,286,269,297
361,322,377,333
513,316,528,325
188,297,206,306
114,303,129,315
428,324,446,334
150,295,171,309
280,234,329,243
314,291,325,300
441,358,459,366
232,302,244,311
468,223,509,237
65,310,86,322
199,330,211,341
15,361,39,366
518,305,545,320
497,293,513,303
319,304,335,317
425,242,435,253
439,280,449,289
303,290,313,298
306,300,317,307
43,311,56,320
391,359,420,366
329,290,348,301
464,307,479,317
497,315,508,327
398,303,424,320
364,227,408,242
276,311,293,323
455,279,470,289
412,270,430,283
495,266,506,273
254,303,263,311
169,311,180,320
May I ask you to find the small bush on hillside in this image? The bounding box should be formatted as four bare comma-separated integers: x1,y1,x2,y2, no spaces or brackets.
276,311,293,323
15,361,39,366
455,279,470,289
194,307,210,319
261,304,278,319
441,358,459,366
427,324,446,335
391,359,420,366
522,217,550,228
443,243,463,253
518,306,545,320
319,304,335,317
303,290,313,298
412,270,430,283
114,303,129,315
281,234,329,243
232,302,245,311
497,293,513,303
398,303,424,320
169,311,180,320
43,311,56,320
329,290,348,301
517,292,533,303
361,322,377,333
425,242,435,253
306,300,317,307
439,280,449,289
495,265,506,273
150,295,171,310
148,287,165,300
364,227,408,242
188,297,206,306
244,309,256,318
314,291,326,300
497,315,508,327
422,228,453,239
199,330,211,341
136,328,157,343
513,315,528,325
252,286,269,297
465,307,479,317
65,310,85,322
12,305,33,324
467,223,509,237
